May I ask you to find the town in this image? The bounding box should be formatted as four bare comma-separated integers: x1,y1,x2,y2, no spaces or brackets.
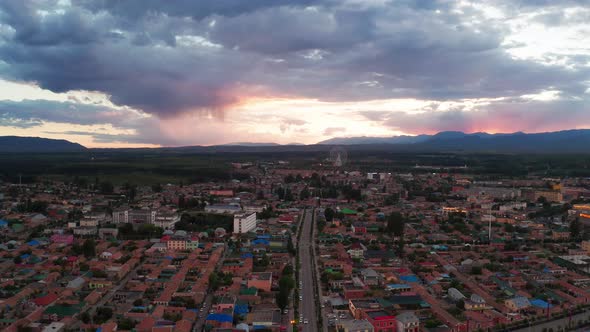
1,155,590,332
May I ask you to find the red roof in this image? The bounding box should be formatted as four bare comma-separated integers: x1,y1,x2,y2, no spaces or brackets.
279,214,294,221
33,293,59,306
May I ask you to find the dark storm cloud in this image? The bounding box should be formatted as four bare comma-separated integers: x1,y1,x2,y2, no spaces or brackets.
0,0,588,131
77,0,320,21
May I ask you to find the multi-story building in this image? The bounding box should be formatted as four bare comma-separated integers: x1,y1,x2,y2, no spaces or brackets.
153,212,180,230
205,204,242,214
112,208,178,229
233,212,257,234
364,311,396,332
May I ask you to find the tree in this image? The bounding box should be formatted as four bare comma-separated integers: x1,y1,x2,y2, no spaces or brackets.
209,272,220,291
99,181,114,194
324,208,335,222
386,212,405,237
277,275,295,310
93,307,113,324
257,190,265,200
299,188,310,200
118,317,136,330
151,183,163,193
570,218,581,241
80,312,91,324
82,239,96,258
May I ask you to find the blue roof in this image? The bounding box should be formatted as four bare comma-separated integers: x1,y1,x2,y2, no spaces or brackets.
0,220,8,226
27,240,40,246
257,235,271,239
387,284,410,289
400,275,420,283
206,313,232,323
234,304,249,315
20,254,30,259
531,299,553,309
252,239,270,245
241,253,254,259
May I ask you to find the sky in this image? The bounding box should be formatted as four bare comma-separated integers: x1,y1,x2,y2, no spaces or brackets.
0,0,589,147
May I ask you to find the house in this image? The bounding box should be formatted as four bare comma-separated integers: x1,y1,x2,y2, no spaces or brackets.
465,294,488,311
247,272,272,292
396,312,419,332
337,319,375,332
348,242,367,259
364,310,396,332
505,297,531,312
448,288,466,302
361,268,381,286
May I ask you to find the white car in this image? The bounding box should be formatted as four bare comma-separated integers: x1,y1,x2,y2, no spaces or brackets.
304,319,309,324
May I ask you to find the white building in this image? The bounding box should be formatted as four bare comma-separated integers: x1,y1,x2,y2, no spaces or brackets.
205,204,242,214
112,208,178,229
233,212,257,234
153,212,180,230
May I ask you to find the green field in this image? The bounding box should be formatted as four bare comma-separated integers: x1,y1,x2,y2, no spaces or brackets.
1,150,590,186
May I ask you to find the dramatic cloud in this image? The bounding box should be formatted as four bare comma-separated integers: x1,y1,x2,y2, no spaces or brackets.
0,0,588,146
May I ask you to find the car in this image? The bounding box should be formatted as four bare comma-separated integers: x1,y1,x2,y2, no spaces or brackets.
283,309,288,314
321,304,325,308
304,319,309,324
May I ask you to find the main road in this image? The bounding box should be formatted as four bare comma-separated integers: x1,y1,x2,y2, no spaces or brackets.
298,209,319,332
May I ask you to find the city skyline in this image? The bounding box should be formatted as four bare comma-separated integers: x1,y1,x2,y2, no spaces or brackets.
0,1,589,147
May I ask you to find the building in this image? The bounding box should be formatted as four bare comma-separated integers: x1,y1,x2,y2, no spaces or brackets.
205,204,242,214
337,319,375,332
396,312,419,332
112,208,156,224
504,297,531,312
247,272,272,292
233,212,257,234
364,310,396,332
112,208,178,229
153,212,180,230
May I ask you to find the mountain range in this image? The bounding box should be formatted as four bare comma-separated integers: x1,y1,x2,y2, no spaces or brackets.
0,136,87,153
319,130,590,153
1,129,590,153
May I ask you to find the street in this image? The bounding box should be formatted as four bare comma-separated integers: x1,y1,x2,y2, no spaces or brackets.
298,209,319,332
193,245,227,332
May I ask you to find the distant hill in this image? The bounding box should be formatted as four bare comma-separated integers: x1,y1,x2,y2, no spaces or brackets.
319,134,430,145
317,129,590,153
0,136,87,153
5,129,590,154
221,142,281,147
